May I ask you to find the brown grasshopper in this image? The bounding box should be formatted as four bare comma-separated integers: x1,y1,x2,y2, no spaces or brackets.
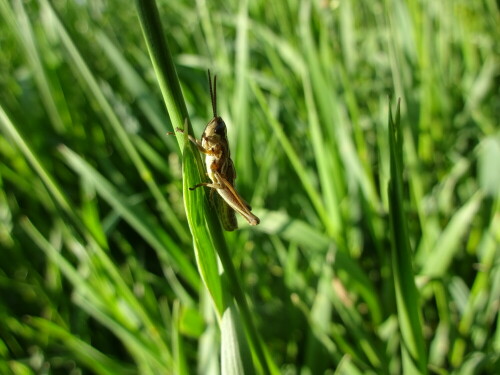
173,71,259,231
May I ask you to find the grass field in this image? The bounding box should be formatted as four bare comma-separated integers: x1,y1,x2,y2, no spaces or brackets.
1,0,499,374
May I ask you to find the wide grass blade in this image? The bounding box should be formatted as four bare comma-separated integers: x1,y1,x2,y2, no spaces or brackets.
180,135,224,313
135,1,277,373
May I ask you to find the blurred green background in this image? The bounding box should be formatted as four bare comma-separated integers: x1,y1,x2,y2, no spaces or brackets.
1,0,499,374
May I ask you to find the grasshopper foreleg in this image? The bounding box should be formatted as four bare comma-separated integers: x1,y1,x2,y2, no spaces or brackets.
189,182,224,191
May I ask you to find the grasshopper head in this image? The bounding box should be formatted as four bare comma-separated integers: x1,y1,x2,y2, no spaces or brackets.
204,116,227,140
204,71,228,143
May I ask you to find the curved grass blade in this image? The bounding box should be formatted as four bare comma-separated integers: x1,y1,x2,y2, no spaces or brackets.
135,2,277,373
181,135,224,314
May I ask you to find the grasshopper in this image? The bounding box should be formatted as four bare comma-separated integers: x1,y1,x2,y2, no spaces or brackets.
173,71,260,231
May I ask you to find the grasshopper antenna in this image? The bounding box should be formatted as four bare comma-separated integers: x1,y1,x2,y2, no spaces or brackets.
208,70,217,118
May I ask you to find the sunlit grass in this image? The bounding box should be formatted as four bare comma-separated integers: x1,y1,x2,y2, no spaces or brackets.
1,0,498,374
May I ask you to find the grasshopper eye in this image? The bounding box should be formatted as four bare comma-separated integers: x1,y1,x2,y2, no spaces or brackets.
214,118,226,135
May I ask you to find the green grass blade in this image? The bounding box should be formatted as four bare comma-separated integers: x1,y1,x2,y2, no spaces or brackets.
387,100,427,374
179,101,277,375
0,105,75,222
0,0,68,133
233,0,252,186
27,317,136,375
135,2,277,373
172,301,190,375
59,145,200,289
95,32,174,146
40,0,188,241
181,138,224,314
21,217,174,372
221,302,255,375
135,0,224,316
420,192,483,277
135,0,190,141
258,210,382,324
250,80,334,237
